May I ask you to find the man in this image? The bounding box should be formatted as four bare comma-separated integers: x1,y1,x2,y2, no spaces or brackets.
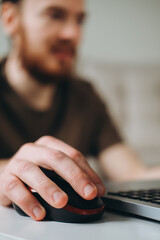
0,0,160,221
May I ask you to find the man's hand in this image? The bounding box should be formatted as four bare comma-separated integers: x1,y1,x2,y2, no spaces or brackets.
0,136,105,221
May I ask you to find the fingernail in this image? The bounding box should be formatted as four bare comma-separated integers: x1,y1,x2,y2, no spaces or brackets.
33,206,45,218
96,184,106,196
84,184,95,197
53,191,65,203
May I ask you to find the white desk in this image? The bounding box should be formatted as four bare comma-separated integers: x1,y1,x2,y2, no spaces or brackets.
0,206,160,240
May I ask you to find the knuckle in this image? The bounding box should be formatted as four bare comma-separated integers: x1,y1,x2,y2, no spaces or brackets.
41,149,65,166
19,142,34,153
70,150,84,163
53,150,65,161
16,160,34,175
38,136,54,144
3,178,19,193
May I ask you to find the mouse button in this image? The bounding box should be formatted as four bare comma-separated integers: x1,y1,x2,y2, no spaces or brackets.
68,189,104,209
58,182,105,209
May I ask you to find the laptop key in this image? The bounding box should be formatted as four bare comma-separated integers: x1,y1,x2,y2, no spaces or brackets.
139,197,153,201
151,199,160,204
114,192,129,197
152,194,160,197
107,192,118,196
127,195,141,199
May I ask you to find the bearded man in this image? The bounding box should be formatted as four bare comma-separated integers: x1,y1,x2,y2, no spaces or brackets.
0,0,160,221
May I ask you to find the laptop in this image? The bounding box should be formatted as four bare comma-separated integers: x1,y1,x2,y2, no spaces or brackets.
102,180,160,221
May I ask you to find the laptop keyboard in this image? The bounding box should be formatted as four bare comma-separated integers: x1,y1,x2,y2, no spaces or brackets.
102,183,160,221
108,189,160,204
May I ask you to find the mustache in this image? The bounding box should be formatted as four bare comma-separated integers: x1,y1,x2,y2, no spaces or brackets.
50,41,76,56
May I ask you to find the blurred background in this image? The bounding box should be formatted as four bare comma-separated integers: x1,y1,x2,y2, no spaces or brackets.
0,0,160,167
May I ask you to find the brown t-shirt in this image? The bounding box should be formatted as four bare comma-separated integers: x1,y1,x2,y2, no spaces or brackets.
0,59,122,159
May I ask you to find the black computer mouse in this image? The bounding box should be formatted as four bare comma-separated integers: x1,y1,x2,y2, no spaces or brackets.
12,167,105,223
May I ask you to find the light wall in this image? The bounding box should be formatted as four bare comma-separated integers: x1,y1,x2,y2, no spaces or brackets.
81,0,160,64
0,22,8,57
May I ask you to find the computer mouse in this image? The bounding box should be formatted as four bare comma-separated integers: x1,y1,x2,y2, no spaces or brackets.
12,167,105,223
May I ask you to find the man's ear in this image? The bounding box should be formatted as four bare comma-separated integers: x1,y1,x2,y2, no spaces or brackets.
1,2,20,37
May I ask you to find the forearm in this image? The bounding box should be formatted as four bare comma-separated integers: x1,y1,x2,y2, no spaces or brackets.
139,165,160,180
98,143,160,182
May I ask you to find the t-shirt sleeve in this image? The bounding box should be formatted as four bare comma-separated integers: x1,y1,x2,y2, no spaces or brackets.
88,86,123,157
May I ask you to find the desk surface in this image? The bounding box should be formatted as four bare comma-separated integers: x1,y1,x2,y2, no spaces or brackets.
0,206,160,240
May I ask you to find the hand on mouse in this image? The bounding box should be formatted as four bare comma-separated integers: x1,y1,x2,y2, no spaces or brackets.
0,136,106,221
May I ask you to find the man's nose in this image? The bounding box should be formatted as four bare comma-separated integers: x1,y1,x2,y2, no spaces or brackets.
59,22,81,43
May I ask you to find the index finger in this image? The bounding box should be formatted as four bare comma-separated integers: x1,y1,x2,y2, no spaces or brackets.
36,136,106,196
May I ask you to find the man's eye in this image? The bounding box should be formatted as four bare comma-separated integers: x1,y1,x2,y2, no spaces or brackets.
49,11,66,20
